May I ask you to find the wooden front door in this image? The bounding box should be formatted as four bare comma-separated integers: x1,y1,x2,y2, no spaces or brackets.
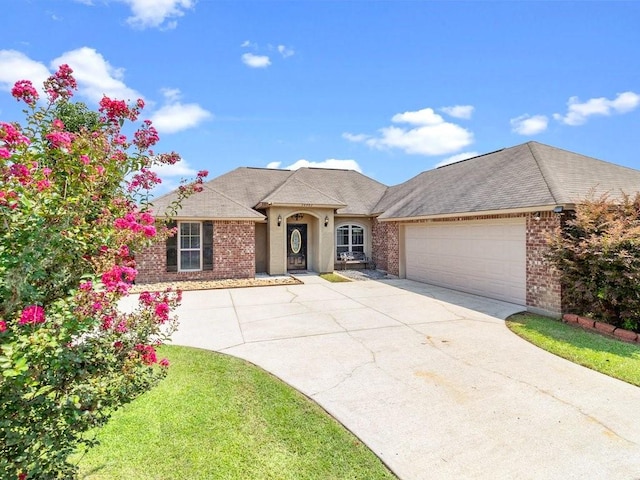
287,224,307,271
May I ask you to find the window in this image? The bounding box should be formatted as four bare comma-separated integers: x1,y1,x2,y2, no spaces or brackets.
179,222,201,270
166,221,214,273
336,224,365,260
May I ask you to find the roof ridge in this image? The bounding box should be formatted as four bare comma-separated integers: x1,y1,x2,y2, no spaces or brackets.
526,141,560,204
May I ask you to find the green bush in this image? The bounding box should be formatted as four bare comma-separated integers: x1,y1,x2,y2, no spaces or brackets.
547,193,640,332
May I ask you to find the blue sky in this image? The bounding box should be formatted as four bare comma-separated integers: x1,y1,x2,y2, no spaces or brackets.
1,1,639,195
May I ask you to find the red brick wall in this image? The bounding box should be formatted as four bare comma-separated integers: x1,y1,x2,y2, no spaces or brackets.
135,221,255,284
372,218,389,271
526,212,563,314
386,223,399,276
371,219,399,275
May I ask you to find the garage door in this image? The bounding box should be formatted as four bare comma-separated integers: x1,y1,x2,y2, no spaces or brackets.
405,220,526,305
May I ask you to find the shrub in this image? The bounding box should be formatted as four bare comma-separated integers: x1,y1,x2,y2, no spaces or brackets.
0,66,206,478
546,192,640,332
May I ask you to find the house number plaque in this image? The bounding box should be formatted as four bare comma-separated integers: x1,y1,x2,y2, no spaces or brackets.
290,228,302,254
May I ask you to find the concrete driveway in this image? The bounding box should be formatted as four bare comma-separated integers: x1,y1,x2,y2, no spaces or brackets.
162,274,640,480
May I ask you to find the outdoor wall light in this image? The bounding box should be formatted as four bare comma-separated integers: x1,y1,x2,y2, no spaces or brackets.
533,211,541,221
277,214,282,227
324,215,329,227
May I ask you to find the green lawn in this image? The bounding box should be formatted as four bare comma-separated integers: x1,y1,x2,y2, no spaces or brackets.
77,345,396,480
506,313,640,387
319,272,352,283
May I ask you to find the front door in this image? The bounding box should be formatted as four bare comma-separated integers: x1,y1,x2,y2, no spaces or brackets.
287,224,307,271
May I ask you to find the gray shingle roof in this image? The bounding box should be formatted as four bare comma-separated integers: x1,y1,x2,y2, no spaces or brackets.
152,142,640,221
150,183,265,220
259,175,347,208
376,142,640,219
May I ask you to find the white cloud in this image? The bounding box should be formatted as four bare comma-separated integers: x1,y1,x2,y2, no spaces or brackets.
392,107,444,125
553,91,640,126
241,53,271,68
342,132,369,142
277,45,295,58
435,151,479,168
510,114,548,135
52,47,142,102
267,159,362,172
121,0,195,30
160,87,181,102
150,89,212,134
345,107,473,156
440,105,474,119
0,50,50,94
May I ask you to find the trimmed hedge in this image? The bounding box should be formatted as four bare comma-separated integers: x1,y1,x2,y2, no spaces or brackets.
546,193,640,333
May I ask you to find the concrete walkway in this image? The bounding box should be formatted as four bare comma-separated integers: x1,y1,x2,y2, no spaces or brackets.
156,274,640,479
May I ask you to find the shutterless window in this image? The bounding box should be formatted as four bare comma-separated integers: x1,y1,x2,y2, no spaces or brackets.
179,222,201,271
336,224,365,259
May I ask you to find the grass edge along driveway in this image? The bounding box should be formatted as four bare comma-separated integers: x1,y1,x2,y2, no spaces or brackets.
77,345,397,480
507,313,640,387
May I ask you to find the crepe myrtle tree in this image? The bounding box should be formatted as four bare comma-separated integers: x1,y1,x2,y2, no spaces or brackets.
0,65,207,479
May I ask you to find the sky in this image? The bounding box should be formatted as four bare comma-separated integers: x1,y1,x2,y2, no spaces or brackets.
1,0,639,196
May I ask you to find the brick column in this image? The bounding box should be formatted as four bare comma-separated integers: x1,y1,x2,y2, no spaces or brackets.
526,212,563,315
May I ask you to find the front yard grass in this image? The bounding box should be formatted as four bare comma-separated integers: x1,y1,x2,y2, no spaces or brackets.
506,313,640,387
77,345,396,480
319,272,352,282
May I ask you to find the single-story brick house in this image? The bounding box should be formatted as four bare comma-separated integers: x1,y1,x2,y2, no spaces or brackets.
136,141,640,317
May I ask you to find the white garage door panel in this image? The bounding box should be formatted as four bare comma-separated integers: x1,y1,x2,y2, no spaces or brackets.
405,222,526,305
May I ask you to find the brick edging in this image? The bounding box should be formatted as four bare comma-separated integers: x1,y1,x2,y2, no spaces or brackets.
562,314,639,343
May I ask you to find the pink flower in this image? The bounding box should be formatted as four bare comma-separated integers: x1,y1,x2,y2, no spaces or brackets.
36,179,51,192
115,321,128,333
19,305,45,325
46,131,75,150
159,358,170,368
79,280,93,291
139,291,153,306
80,154,90,165
0,148,10,159
99,97,132,123
11,79,39,106
133,124,159,150
119,245,130,258
44,64,77,101
155,302,170,322
9,163,31,185
0,122,31,148
135,344,158,365
0,320,7,332
101,316,114,330
142,225,156,237
128,168,161,192
156,152,181,165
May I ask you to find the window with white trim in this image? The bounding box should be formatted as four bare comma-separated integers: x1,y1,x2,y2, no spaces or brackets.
179,222,202,271
166,220,213,273
336,224,365,260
